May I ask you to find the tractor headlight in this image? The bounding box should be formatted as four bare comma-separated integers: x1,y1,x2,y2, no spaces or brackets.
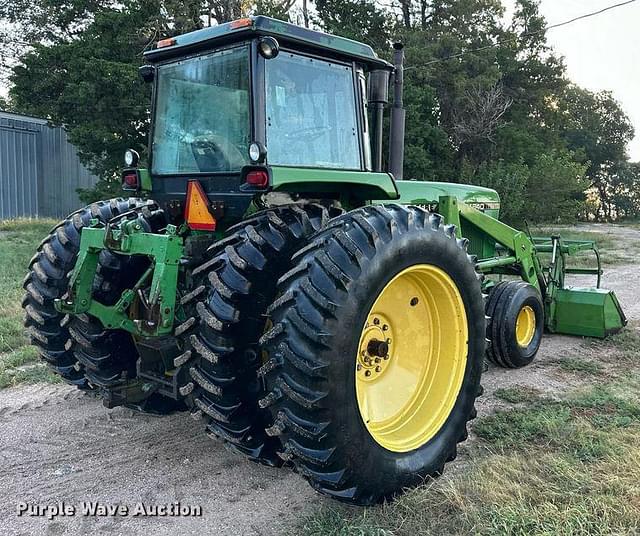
124,149,140,167
258,37,279,59
248,142,266,163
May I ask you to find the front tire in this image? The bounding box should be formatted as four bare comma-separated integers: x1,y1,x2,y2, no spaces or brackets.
259,205,486,505
485,281,543,368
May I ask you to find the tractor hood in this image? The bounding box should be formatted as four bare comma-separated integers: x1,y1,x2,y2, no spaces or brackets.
393,180,501,219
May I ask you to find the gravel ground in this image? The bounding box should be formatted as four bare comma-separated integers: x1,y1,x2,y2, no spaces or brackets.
1,224,637,536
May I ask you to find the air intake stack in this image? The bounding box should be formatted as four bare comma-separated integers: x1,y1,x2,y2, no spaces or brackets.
388,43,405,181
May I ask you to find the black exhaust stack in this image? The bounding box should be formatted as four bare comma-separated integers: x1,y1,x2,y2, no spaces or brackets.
368,70,390,172
388,43,405,181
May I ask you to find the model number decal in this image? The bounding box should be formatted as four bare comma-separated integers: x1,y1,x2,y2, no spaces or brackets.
414,202,499,213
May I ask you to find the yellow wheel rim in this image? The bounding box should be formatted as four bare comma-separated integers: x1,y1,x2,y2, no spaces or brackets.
355,264,468,453
515,305,536,347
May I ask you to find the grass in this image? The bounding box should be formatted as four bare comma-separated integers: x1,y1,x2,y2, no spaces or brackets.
533,227,619,250
302,446,640,536
0,218,60,388
494,385,542,404
298,329,640,536
586,323,640,363
532,225,640,266
557,357,603,375
475,385,640,462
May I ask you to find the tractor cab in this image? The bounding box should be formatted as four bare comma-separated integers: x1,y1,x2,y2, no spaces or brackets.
137,16,397,224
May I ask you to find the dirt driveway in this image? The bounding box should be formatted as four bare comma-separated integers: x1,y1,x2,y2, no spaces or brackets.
1,223,638,536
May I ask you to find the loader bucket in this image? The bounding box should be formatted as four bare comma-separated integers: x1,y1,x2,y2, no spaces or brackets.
550,287,627,338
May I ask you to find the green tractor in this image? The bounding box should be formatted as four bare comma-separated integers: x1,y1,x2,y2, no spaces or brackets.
24,16,626,505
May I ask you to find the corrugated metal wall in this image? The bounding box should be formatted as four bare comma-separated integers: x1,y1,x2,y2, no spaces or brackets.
0,111,98,219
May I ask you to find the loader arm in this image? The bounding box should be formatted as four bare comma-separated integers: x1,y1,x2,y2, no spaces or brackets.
437,195,626,338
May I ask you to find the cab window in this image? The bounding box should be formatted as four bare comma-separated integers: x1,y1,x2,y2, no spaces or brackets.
265,52,361,169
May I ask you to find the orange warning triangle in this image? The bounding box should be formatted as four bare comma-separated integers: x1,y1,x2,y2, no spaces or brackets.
185,180,216,231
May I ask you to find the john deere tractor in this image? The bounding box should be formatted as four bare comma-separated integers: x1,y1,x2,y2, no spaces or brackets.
24,16,626,505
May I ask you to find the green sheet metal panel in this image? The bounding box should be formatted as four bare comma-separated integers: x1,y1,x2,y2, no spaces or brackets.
393,180,501,219
270,166,399,200
552,287,627,338
392,180,501,259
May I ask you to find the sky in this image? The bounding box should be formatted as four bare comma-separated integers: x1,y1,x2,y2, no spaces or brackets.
1,1,639,160
503,0,640,161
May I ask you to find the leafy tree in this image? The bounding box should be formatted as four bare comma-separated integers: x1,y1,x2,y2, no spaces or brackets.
524,151,588,223
314,0,391,46
3,0,637,221
608,162,640,220
10,4,158,199
469,159,530,223
557,86,635,220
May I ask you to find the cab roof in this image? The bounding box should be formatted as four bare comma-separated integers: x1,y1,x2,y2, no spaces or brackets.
143,15,391,70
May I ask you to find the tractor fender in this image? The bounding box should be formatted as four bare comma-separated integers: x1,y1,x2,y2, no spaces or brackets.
269,166,399,201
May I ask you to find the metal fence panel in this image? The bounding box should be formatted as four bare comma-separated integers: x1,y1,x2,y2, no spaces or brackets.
0,112,98,219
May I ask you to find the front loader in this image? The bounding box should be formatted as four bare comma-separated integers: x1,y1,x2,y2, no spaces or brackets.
23,16,626,505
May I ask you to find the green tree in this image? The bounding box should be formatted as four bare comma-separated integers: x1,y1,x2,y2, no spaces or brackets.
525,151,588,223
313,0,391,46
470,159,530,223
10,5,159,199
4,0,637,222
5,0,296,200
557,86,635,220
608,162,640,220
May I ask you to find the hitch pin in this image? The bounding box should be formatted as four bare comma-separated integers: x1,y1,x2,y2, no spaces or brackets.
130,265,154,312
137,289,150,310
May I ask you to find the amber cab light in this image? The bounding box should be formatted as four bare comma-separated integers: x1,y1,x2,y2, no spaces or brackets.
245,170,269,188
184,180,217,231
157,37,176,49
230,18,252,29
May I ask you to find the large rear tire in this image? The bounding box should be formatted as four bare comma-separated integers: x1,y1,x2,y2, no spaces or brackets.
24,199,182,413
176,204,341,465
23,199,145,389
66,202,183,413
259,205,486,505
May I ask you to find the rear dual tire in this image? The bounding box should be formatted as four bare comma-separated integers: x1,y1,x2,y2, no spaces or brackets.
176,204,341,465
23,199,180,413
259,205,486,505
23,199,146,389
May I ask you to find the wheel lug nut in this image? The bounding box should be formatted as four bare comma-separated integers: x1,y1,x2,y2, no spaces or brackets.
373,318,380,325
382,324,389,331
357,364,362,371
386,338,391,344
375,366,381,372
375,357,380,363
365,370,371,377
